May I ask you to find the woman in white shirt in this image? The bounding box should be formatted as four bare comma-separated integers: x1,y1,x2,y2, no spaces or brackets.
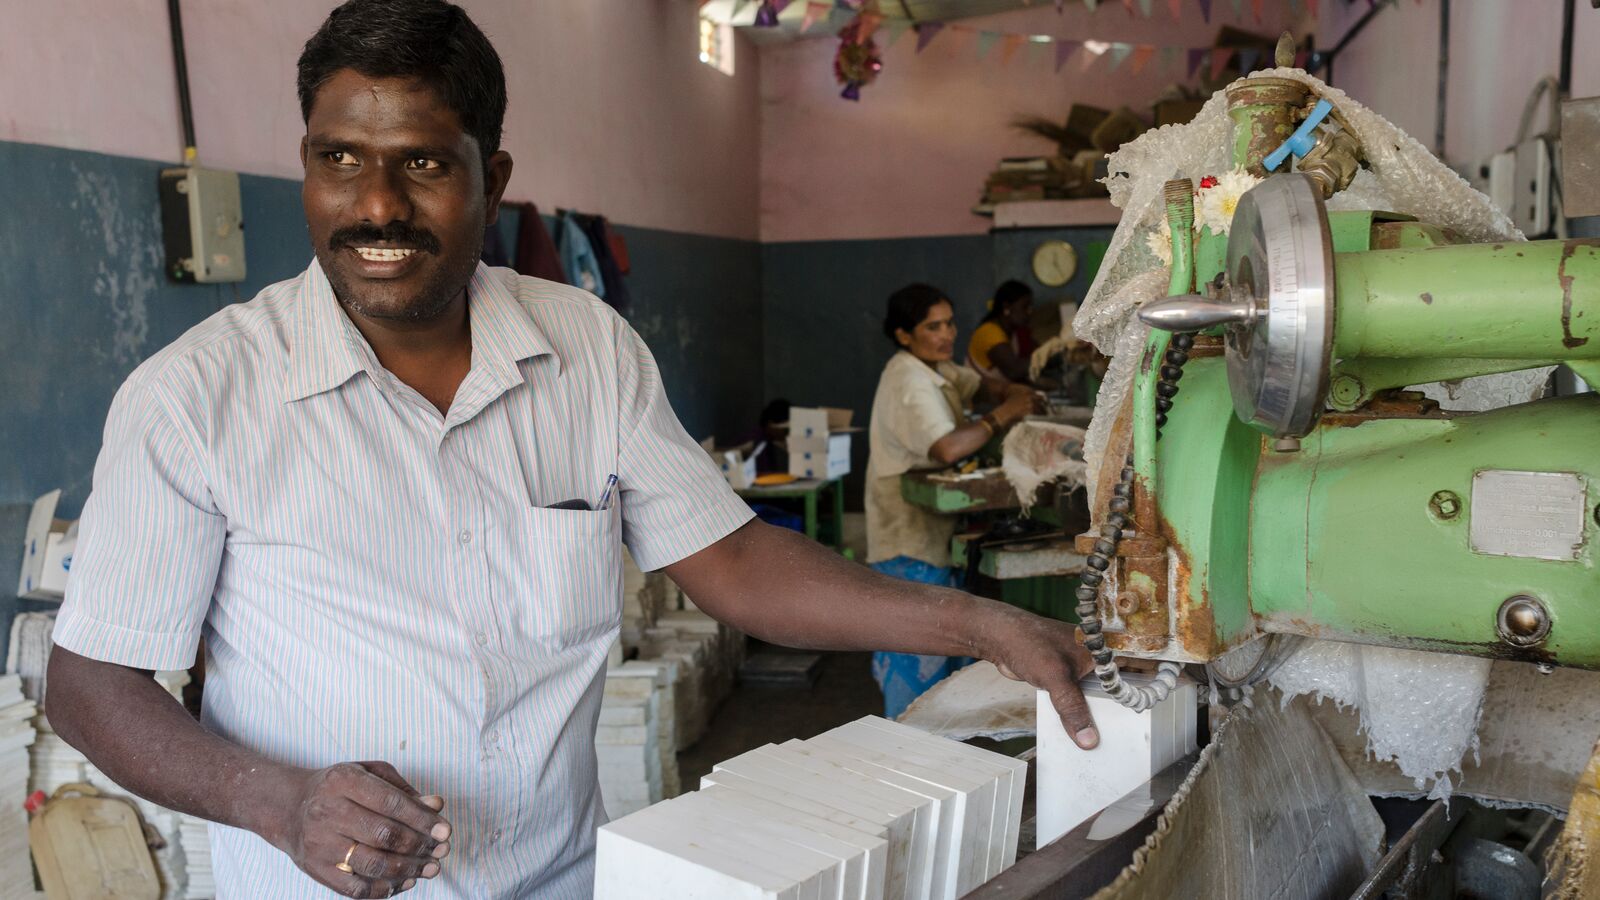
865,283,1040,717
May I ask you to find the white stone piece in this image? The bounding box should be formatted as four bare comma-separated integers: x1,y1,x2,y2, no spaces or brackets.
1034,676,1197,848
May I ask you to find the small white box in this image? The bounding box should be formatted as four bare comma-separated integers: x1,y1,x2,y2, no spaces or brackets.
1034,674,1197,848
18,490,75,601
789,433,852,481
703,437,765,489
786,407,860,481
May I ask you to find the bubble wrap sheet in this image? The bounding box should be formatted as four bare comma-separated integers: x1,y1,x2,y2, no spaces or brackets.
1073,68,1551,796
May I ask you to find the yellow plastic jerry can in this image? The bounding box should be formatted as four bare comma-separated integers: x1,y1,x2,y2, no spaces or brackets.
28,782,161,900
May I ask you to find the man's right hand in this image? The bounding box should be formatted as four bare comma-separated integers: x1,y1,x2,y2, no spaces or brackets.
269,761,452,898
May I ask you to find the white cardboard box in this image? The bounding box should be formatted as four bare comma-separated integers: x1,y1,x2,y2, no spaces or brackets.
789,433,851,481
1034,675,1197,848
703,437,765,489
787,408,860,481
18,490,74,600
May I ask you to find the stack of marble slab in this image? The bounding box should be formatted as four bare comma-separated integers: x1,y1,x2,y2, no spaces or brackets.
637,608,745,751
598,661,674,817
0,674,38,894
595,715,1026,900
620,550,671,649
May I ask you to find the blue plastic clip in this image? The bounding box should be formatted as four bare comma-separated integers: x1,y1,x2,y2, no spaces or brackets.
1263,99,1334,173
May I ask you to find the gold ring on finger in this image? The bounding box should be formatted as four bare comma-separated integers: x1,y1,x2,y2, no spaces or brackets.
335,841,359,874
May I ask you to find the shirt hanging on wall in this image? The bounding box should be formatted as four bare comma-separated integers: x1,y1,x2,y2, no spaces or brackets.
512,203,568,284
557,212,604,298
579,214,632,313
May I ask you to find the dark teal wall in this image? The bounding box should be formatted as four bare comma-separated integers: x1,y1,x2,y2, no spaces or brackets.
0,140,762,520
0,141,310,519
758,226,1113,502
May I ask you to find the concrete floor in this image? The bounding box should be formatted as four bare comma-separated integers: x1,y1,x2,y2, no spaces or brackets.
676,642,885,788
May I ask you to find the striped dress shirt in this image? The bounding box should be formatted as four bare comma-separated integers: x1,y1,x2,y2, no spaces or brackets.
53,260,754,898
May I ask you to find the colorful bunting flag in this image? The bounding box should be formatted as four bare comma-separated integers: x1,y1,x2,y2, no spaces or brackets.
1054,39,1081,71
1130,44,1155,74
1027,36,1051,66
1210,47,1232,79
1229,0,1244,16
856,11,884,39
1137,0,1154,16
1001,33,1026,64
1083,0,1099,10
1160,45,1181,73
1168,0,1184,19
1252,0,1264,21
1238,47,1260,73
1188,47,1207,77
975,30,1000,58
1108,42,1133,70
914,22,945,52
1307,0,1320,17
879,18,911,47
1198,0,1212,21
1121,0,1135,15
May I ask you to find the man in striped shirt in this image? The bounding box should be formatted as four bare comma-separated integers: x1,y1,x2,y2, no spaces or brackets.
44,1,1099,897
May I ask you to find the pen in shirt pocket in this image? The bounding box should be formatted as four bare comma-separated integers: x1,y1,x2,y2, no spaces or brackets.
596,474,619,511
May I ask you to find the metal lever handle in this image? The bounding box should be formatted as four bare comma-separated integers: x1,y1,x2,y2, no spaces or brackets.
1138,294,1255,332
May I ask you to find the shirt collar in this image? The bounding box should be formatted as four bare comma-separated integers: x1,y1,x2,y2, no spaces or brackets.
283,260,556,403
896,349,957,388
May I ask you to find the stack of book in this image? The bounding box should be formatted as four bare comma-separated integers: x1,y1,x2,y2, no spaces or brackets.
595,716,1026,900
979,157,1081,207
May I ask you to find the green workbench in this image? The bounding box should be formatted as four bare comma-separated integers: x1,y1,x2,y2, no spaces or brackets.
735,477,847,552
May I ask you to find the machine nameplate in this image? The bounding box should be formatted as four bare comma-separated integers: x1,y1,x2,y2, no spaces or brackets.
1470,470,1587,561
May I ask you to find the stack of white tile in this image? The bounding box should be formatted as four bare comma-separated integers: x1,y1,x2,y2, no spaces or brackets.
620,550,671,649
598,666,665,818
595,716,1026,900
177,817,214,899
0,674,38,894
638,608,745,751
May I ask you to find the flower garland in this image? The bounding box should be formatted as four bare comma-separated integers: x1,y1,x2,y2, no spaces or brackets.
1146,168,1260,265
834,18,883,101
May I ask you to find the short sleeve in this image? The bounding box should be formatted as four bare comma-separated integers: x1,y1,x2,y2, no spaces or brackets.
615,325,754,571
890,375,961,461
52,384,224,671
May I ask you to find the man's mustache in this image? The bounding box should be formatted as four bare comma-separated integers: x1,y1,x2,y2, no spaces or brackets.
328,223,441,255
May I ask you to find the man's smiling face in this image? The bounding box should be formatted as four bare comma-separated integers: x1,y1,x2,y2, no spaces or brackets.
300,69,511,323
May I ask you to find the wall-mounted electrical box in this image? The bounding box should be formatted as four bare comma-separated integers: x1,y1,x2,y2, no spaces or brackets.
159,165,246,283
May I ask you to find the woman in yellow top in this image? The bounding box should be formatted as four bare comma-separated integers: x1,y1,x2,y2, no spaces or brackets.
967,280,1037,384
866,283,1040,717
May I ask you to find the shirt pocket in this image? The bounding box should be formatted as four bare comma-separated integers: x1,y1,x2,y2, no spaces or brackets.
504,505,623,650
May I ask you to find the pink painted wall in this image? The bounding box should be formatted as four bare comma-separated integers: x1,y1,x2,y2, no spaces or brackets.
1318,0,1600,172
758,2,1305,243
1,0,762,240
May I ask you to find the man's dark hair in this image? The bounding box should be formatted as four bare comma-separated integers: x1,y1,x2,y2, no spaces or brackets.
883,283,951,346
297,0,507,168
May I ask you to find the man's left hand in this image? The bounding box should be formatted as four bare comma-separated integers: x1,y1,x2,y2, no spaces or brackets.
980,607,1100,750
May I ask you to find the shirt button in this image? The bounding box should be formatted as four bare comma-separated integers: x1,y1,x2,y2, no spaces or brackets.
490,830,501,844
458,530,472,544
475,632,489,646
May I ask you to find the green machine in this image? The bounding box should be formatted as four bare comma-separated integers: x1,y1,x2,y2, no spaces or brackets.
1074,76,1600,709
